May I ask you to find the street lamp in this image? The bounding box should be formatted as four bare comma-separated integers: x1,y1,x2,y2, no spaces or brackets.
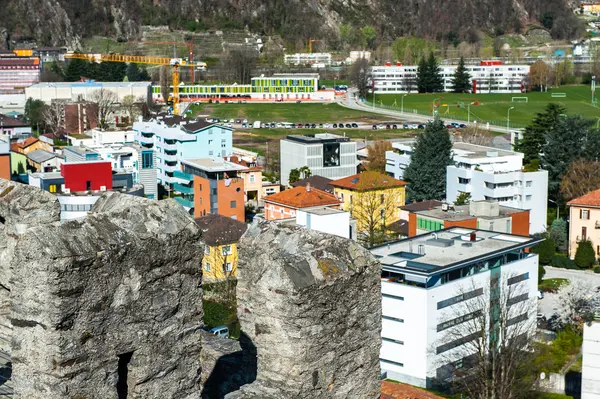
507,107,515,133
401,93,408,114
548,199,559,220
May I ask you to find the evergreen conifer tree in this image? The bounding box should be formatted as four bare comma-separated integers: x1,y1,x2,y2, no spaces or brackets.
574,239,596,268
516,103,565,165
126,62,141,82
451,57,472,93
404,119,453,201
416,57,428,93
427,52,444,92
65,58,89,82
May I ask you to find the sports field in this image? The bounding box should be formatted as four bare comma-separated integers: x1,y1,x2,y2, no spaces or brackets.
188,103,384,123
370,85,600,128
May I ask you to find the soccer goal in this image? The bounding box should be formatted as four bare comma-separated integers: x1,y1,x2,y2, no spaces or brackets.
512,97,528,103
551,93,567,98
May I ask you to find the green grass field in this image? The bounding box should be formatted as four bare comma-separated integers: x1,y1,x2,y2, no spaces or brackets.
371,85,600,128
189,103,384,123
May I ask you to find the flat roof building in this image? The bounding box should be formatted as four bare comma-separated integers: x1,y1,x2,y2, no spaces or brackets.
372,227,541,388
25,81,152,105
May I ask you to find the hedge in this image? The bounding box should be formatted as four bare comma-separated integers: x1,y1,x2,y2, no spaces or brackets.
551,254,579,270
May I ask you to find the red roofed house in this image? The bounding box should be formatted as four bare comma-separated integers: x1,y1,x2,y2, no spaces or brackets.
11,137,52,155
263,184,341,221
567,188,600,258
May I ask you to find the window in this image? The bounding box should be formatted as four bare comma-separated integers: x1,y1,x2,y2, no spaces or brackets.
382,293,404,300
225,262,233,272
582,226,587,240
209,150,214,156
380,194,385,204
380,359,404,367
526,180,532,187
208,139,213,145
199,184,202,191
581,209,590,220
382,315,404,322
204,246,210,255
249,174,255,183
142,151,153,169
507,313,528,327
437,310,482,332
507,293,528,306
222,245,232,256
204,263,211,272
49,184,57,193
437,288,484,309
507,272,529,285
526,195,532,201
382,337,404,344
231,200,237,208
436,332,479,354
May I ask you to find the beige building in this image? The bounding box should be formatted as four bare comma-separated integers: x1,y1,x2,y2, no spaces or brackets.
567,189,600,258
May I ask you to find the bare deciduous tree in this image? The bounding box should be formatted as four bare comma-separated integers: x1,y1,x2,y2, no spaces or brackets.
88,88,118,129
433,273,537,398
366,141,393,173
219,49,257,84
350,58,370,99
559,160,600,202
529,60,551,92
350,171,403,247
42,102,65,138
456,125,494,146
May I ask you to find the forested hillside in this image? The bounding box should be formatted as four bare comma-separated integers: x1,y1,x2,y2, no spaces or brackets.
0,0,580,49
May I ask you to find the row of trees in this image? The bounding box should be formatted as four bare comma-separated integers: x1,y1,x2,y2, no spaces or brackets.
64,58,151,82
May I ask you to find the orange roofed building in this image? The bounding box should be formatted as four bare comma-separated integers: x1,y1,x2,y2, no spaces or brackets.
177,158,247,221
263,184,341,221
567,188,600,258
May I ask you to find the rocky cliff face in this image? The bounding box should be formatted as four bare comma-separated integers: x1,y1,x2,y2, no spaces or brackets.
0,0,575,48
230,220,382,398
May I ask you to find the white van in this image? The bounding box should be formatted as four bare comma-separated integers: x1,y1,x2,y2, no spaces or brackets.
209,326,229,338
253,121,262,129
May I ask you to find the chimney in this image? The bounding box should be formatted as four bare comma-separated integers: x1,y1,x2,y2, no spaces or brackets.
470,232,477,242
306,182,311,192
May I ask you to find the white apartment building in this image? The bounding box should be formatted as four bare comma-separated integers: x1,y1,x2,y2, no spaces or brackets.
371,228,540,388
284,53,332,66
582,317,600,399
133,115,233,191
370,63,529,94
386,141,548,234
280,134,358,186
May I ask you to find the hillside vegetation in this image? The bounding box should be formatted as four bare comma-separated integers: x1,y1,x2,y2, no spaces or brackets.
0,0,580,49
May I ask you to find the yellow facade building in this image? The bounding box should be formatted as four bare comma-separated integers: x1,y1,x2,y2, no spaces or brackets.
195,214,247,280
330,171,407,233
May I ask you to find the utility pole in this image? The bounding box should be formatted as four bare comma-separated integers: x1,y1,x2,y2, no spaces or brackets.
401,94,407,114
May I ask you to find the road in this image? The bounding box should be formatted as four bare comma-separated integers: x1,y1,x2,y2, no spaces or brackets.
537,266,600,319
339,89,522,135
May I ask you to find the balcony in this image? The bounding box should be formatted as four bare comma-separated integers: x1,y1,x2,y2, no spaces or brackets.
163,152,177,162
173,183,194,194
136,134,154,145
174,196,194,209
163,163,178,173
162,142,178,151
173,170,194,184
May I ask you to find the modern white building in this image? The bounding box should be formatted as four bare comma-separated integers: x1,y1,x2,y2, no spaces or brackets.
386,141,548,234
133,115,233,191
284,53,332,66
370,63,529,94
280,134,358,186
583,317,600,399
25,81,152,104
371,227,541,388
296,207,357,240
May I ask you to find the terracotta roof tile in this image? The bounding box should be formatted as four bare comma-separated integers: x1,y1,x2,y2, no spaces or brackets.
330,171,407,191
381,381,445,399
263,185,340,209
568,188,600,207
16,137,39,148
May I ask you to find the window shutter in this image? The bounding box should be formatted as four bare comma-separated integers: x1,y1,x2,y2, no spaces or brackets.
580,209,583,219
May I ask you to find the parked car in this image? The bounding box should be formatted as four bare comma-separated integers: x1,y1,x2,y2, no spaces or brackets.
345,123,352,128
298,123,304,128
403,124,409,129
417,124,425,129
351,123,359,128
209,326,229,338
225,123,233,128
235,119,241,124
223,119,229,123
392,124,398,129
338,123,344,128
372,124,378,130
333,123,338,128
386,124,391,129
324,123,331,128
243,119,248,124
319,123,324,128
291,123,296,128
378,124,386,130
276,123,283,128
241,123,247,128
270,123,276,128
459,123,467,128
311,123,317,129
214,119,220,123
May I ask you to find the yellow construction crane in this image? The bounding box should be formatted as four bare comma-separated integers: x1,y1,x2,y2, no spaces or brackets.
64,53,199,115
309,39,321,53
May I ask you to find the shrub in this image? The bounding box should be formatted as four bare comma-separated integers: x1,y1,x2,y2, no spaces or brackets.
594,266,600,274
551,254,579,270
537,237,555,265
203,300,235,327
538,265,546,283
574,239,596,268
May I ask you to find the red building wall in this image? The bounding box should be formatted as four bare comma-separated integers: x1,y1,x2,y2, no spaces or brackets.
509,211,530,236
193,175,211,218
444,219,478,230
217,178,245,221
0,154,10,180
61,161,112,192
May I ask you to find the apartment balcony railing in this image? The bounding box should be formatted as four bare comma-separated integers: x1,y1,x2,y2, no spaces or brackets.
174,196,194,209
173,183,194,195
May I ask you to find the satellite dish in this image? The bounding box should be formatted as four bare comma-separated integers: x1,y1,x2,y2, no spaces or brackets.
540,372,546,380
